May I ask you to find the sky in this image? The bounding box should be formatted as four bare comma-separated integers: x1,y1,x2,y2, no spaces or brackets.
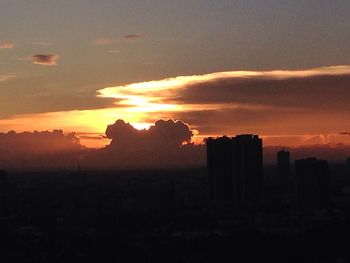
1,0,350,148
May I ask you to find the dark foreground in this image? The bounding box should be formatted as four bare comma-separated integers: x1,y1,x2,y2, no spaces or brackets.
1,165,350,263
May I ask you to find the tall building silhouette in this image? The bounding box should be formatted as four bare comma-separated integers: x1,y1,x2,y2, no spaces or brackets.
277,150,290,177
207,136,234,201
295,158,330,214
207,135,263,206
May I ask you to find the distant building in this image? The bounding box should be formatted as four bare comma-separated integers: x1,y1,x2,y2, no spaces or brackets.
277,150,290,177
295,158,330,214
207,135,263,206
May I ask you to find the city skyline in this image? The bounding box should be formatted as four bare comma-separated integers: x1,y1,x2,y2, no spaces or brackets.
1,2,350,261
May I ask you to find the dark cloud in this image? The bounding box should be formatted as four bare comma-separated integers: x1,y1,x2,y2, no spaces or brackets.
96,67,350,137
1,120,349,170
31,54,59,66
178,74,350,111
124,34,142,40
77,133,105,140
0,120,204,170
87,119,204,168
0,130,82,169
340,131,350,135
170,74,350,135
175,108,296,135
106,119,192,147
175,106,341,136
93,35,141,46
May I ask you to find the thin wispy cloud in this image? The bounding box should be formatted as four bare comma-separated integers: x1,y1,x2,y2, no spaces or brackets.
93,38,118,46
32,41,52,46
0,42,14,49
124,34,142,40
31,54,59,66
0,74,16,82
108,50,120,54
94,35,142,46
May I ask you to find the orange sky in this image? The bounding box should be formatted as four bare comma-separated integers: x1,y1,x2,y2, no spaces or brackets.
1,65,350,148
1,1,350,151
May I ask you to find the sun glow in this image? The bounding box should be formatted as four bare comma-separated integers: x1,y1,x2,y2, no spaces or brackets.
1,65,350,148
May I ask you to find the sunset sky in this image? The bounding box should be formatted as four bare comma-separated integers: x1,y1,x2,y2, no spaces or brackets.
1,0,350,148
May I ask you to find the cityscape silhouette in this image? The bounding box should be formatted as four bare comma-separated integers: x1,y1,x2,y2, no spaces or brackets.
0,126,350,262
1,1,350,262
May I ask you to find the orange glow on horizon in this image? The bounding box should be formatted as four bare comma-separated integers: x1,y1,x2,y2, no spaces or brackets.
1,65,350,148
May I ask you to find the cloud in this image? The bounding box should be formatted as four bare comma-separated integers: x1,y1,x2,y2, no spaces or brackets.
88,119,204,168
0,42,14,49
0,74,16,82
96,65,350,136
32,41,52,46
19,119,348,169
1,120,349,170
106,119,193,148
124,34,142,40
0,130,82,169
93,38,118,46
31,54,59,66
94,35,142,46
97,66,350,111
108,50,120,54
1,65,350,147
340,131,350,135
175,74,350,134
177,73,350,111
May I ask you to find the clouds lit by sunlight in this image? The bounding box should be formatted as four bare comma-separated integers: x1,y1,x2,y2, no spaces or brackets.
31,54,59,66
0,42,14,49
0,74,16,82
1,65,350,148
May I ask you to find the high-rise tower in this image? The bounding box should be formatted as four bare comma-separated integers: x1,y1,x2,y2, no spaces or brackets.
207,135,263,206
